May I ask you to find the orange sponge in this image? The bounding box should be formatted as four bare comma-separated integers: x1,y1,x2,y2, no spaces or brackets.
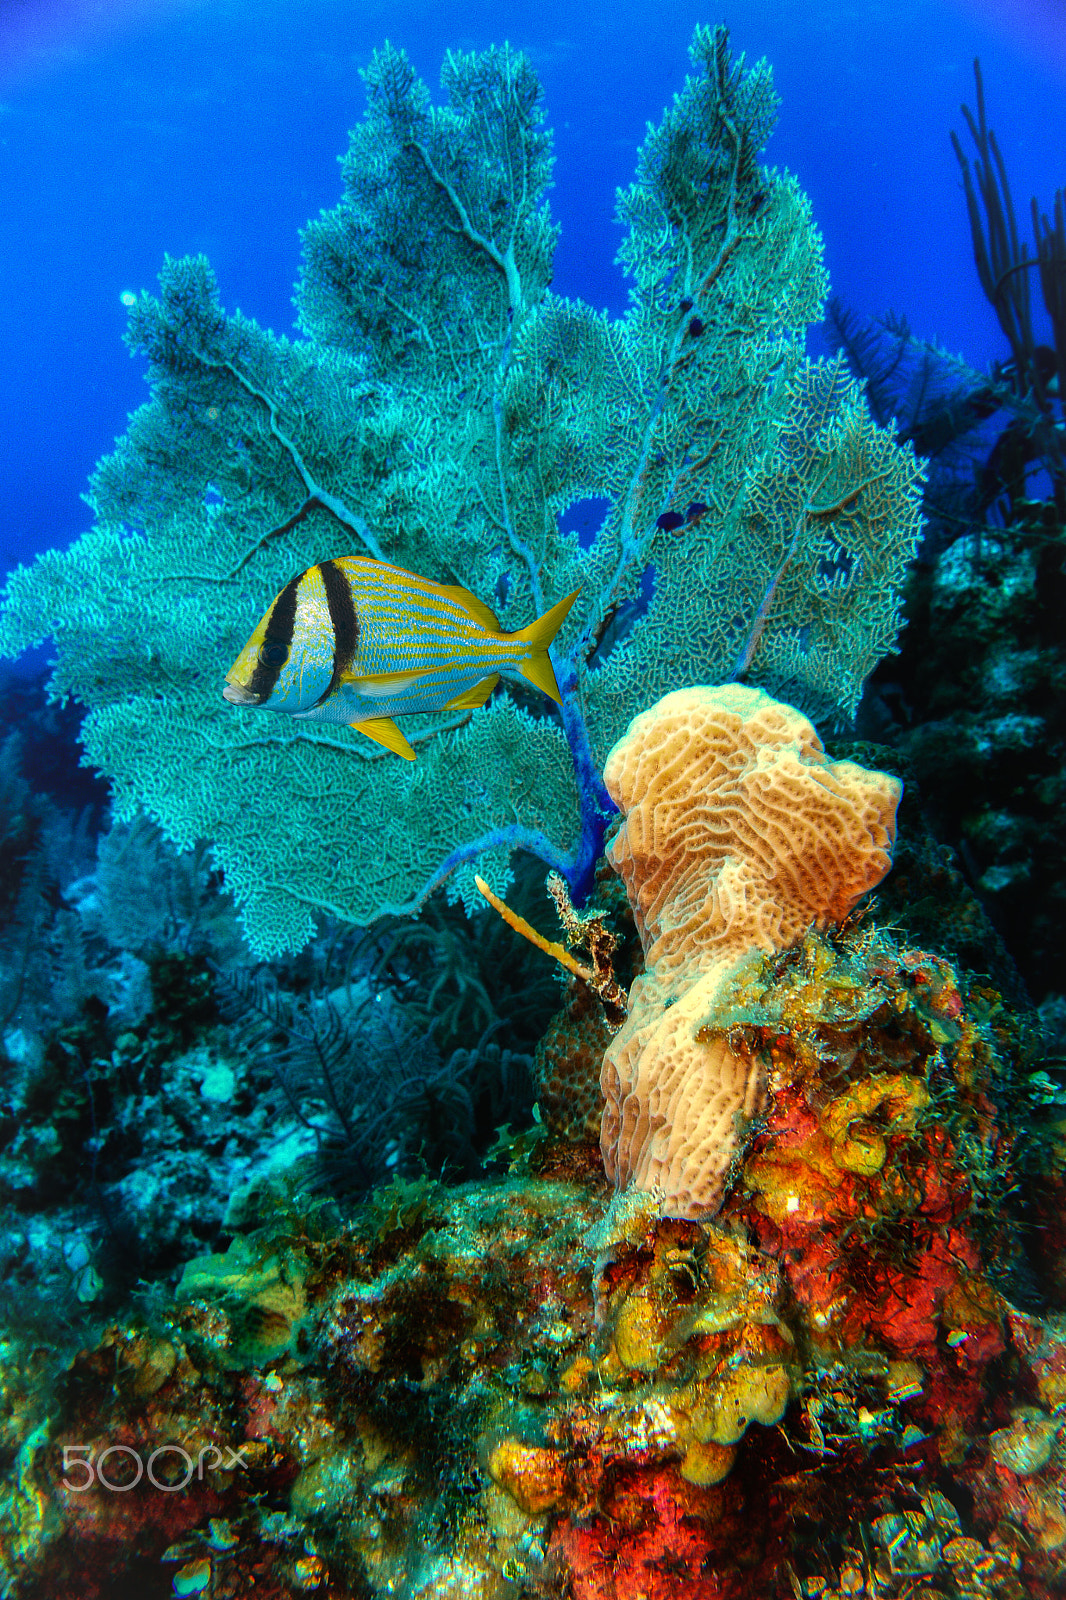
600,684,902,1218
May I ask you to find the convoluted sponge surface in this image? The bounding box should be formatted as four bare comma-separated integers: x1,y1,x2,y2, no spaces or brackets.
600,684,902,1218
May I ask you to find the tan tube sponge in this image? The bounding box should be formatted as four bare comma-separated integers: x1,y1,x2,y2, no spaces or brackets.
600,683,902,1218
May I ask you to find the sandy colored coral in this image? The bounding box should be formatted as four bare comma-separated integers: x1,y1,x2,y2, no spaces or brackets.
679,1357,792,1445
485,1438,568,1515
176,1235,309,1363
600,684,902,1217
988,1407,1064,1476
819,1072,931,1174
587,1221,797,1491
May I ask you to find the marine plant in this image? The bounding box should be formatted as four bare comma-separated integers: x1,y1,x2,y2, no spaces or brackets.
951,59,1066,516
0,27,923,957
216,967,533,1191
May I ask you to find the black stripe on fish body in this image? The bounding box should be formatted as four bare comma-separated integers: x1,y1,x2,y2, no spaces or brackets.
314,558,360,707
248,571,303,701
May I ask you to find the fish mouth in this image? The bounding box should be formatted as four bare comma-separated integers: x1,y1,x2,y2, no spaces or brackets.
222,682,261,706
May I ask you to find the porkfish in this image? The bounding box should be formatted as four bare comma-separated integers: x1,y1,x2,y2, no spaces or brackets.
222,555,579,760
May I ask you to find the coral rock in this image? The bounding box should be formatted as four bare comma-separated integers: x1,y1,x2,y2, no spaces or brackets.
486,1438,568,1515
987,1406,1063,1476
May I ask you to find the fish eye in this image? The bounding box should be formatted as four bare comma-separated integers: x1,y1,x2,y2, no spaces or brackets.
259,640,289,667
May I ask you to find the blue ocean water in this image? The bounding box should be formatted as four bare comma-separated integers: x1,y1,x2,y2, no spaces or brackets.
1,0,1064,579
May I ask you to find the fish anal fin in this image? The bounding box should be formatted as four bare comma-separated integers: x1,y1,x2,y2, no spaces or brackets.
442,673,500,711
352,716,416,760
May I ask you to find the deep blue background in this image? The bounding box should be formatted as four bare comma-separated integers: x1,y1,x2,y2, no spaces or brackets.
1,0,1064,587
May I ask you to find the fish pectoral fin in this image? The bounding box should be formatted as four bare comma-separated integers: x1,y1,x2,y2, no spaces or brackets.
342,669,426,699
442,673,500,711
351,716,416,760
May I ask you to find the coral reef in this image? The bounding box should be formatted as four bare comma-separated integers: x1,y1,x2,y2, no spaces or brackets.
0,749,547,1339
827,64,1066,1320
599,684,901,1217
0,926,1062,1600
0,32,1063,1600
869,527,1066,1007
833,68,1066,1014
0,682,1059,1600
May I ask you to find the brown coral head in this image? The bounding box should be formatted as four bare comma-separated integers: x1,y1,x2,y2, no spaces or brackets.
602,683,902,976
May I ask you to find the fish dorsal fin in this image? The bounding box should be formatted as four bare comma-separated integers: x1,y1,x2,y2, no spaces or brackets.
351,716,416,760
442,673,500,711
434,583,501,634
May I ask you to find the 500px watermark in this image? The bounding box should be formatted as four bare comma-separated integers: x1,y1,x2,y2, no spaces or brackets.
61,1443,249,1492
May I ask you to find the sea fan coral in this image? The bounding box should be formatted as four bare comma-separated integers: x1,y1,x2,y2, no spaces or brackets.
0,28,922,958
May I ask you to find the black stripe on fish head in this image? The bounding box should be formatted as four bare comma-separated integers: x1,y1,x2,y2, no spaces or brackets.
314,558,360,706
248,570,303,701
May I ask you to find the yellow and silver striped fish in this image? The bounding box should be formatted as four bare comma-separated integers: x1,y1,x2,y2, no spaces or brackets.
223,556,579,760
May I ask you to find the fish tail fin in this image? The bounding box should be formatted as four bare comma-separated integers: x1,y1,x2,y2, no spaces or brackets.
512,588,580,705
